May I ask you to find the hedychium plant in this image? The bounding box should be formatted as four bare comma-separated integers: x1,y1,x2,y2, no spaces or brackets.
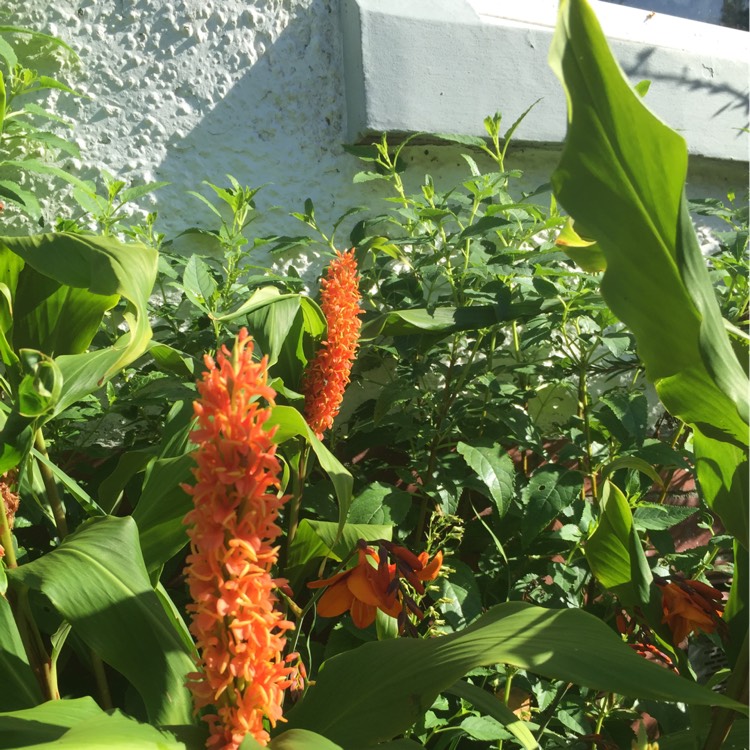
0,2,747,750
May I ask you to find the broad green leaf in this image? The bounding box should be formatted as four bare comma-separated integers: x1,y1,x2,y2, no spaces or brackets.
548,0,748,547
585,481,652,607
283,601,745,746
0,593,42,710
288,519,391,570
132,454,195,574
268,730,343,750
7,516,194,725
435,560,483,633
211,287,299,323
97,449,153,513
0,71,5,135
148,342,195,378
446,680,538,750
457,442,515,518
0,233,157,417
267,406,353,534
0,698,185,749
520,466,580,546
555,218,606,273
0,697,102,749
31,446,105,517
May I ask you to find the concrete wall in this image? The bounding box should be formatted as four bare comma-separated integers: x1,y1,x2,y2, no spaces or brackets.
6,1,747,273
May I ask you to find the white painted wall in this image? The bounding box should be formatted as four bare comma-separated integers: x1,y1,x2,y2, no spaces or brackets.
6,0,746,273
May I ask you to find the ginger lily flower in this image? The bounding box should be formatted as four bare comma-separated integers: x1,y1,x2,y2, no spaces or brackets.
658,579,724,645
303,248,363,438
183,330,298,749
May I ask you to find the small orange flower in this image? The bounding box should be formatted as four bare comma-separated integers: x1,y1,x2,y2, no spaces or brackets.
303,249,363,438
658,579,724,645
183,330,298,749
308,542,443,631
308,547,400,628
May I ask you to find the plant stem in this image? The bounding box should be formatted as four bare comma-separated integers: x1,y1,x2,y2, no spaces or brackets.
286,445,309,556
13,586,56,700
701,630,749,750
0,488,16,569
34,429,68,539
91,651,113,710
578,365,598,502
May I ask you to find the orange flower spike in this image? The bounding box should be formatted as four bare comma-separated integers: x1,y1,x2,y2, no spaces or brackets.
303,249,363,438
183,329,297,750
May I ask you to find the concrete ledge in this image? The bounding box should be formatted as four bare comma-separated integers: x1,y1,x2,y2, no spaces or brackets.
340,0,749,163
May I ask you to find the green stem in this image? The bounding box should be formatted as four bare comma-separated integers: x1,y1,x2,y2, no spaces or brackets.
286,445,309,556
701,630,749,750
578,365,598,502
34,429,68,539
0,488,16,569
14,586,56,700
91,651,113,710
497,667,517,750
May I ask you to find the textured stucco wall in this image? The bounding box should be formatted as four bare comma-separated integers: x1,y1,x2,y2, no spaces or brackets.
6,1,745,274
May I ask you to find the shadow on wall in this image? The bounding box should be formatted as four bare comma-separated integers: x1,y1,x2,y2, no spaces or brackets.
153,0,359,244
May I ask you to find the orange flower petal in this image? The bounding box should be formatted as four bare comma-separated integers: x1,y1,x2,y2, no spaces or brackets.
347,562,384,607
418,550,443,581
317,579,354,617
350,598,377,629
307,569,349,589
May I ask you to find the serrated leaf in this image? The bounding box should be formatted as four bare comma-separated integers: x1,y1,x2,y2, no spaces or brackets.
457,442,515,518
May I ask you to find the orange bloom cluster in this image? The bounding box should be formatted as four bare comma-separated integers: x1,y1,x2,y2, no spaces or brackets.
658,579,724,645
308,540,443,632
183,330,296,749
303,249,363,438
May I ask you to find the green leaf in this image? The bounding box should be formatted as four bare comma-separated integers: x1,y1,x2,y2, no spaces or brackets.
585,481,652,607
0,698,186,749
267,406,353,535
457,442,515,518
520,466,580,546
268,730,343,750
0,593,42,711
346,482,412,526
633,503,697,532
16,350,62,417
548,0,748,546
0,233,157,417
182,254,217,312
0,71,5,135
600,455,662,487
288,519,391,570
361,303,511,341
7,517,194,725
283,601,745,746
0,697,101,749
132,454,195,574
31,446,105,517
446,680,538,750
435,560,483,633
